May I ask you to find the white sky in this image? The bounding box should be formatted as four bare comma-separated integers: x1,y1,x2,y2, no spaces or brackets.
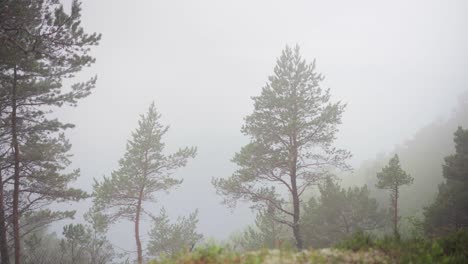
56,0,467,255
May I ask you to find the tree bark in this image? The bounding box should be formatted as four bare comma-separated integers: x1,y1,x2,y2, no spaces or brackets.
0,171,11,264
135,192,143,264
291,189,303,250
290,146,303,250
11,65,21,264
342,214,350,234
393,186,399,239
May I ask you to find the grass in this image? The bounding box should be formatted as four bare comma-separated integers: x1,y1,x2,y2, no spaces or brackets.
148,244,389,264
149,229,468,264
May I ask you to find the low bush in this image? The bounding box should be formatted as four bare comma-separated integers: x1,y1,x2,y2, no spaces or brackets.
336,229,468,263
149,244,267,264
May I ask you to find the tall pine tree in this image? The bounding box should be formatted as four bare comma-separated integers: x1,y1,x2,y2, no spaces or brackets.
213,45,350,249
0,1,101,262
375,154,413,239
93,102,196,264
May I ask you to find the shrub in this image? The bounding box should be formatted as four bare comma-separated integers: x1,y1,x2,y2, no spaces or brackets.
335,231,376,251
336,229,468,263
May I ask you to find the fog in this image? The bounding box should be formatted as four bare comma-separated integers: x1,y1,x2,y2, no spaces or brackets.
13,0,468,259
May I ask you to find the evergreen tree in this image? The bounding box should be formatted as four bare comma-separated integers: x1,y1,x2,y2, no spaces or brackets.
424,127,468,235
22,229,61,264
0,95,10,263
83,208,115,264
0,1,101,262
375,154,413,239
147,208,203,257
231,205,290,251
0,165,10,263
60,224,91,264
21,211,115,264
93,102,196,264
212,45,350,249
301,178,386,247
58,220,114,264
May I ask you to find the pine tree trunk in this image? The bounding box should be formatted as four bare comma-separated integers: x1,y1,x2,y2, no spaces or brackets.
291,193,303,250
343,214,350,234
290,147,303,250
135,194,143,264
393,187,399,239
11,65,21,264
453,197,459,230
0,171,10,264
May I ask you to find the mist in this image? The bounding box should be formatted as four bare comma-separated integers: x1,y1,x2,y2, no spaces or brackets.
1,0,467,263
66,0,467,248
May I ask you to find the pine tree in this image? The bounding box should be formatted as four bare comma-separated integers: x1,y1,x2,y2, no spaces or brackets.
212,45,350,249
0,1,101,262
0,169,10,264
93,102,196,264
424,127,468,235
301,178,386,247
375,154,413,239
0,87,10,263
147,208,203,257
234,205,289,251
83,208,115,264
60,224,91,264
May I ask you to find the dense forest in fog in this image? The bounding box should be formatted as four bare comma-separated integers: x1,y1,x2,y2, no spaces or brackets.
1,1,467,264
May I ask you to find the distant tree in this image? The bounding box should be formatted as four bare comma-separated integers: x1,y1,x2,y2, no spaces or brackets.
212,45,350,249
60,224,91,264
21,210,115,264
424,127,468,235
230,205,290,251
147,208,203,257
0,0,101,262
83,208,115,264
375,154,413,239
23,230,61,264
356,91,468,225
301,178,386,247
58,219,114,264
93,102,197,264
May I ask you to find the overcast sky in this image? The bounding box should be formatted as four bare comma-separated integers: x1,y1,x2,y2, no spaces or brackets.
55,0,467,255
